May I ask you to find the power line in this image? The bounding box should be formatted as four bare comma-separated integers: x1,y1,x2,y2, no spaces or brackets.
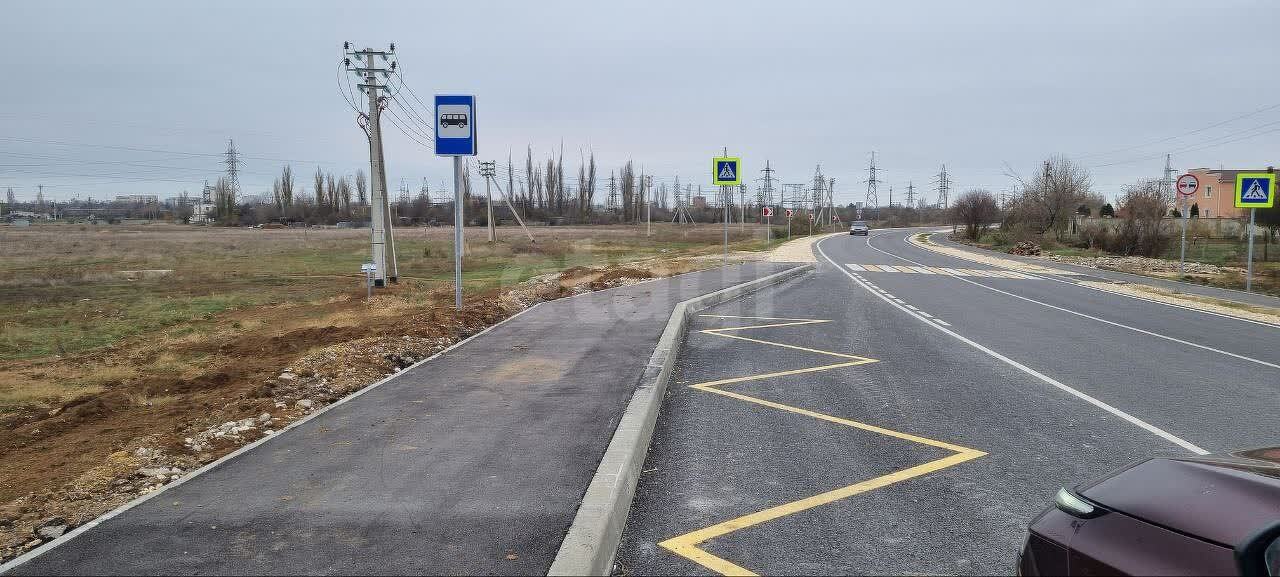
1075,101,1280,160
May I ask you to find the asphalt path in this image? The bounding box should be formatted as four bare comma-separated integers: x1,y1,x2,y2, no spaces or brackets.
617,228,1280,576
5,263,792,577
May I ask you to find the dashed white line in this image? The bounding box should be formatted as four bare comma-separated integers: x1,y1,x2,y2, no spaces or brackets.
864,235,1280,370
817,237,1207,455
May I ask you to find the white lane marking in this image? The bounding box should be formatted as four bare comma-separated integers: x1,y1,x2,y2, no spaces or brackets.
882,293,897,299
818,237,1208,455
909,266,936,274
904,304,920,311
932,319,951,326
918,234,1280,330
846,264,866,272
865,236,1280,370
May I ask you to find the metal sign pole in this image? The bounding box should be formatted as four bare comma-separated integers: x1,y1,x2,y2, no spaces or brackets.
1247,207,1256,292
722,185,728,264
454,156,465,310
1179,203,1189,276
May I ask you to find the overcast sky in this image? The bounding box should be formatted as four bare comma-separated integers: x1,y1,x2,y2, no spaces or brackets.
4,0,1279,204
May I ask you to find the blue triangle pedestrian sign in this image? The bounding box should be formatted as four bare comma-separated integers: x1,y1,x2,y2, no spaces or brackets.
713,157,742,185
1235,174,1275,208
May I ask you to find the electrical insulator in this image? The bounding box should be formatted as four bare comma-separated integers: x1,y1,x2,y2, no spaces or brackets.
343,41,350,50
389,43,395,52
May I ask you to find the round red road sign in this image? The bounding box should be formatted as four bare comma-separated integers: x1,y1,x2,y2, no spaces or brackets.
1176,174,1199,197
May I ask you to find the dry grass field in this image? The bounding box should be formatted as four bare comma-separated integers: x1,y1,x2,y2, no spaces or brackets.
0,221,775,559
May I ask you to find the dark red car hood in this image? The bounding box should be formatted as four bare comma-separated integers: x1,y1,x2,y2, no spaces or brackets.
1081,447,1280,547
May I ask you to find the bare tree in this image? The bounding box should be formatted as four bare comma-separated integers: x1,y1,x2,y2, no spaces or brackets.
620,161,635,222
525,147,535,210
313,168,325,213
1113,179,1170,256
280,165,294,208
545,157,558,214
951,189,1000,240
338,176,352,216
1007,155,1092,237
354,169,367,207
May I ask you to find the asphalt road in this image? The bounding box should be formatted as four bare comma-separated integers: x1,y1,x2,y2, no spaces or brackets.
617,228,1280,576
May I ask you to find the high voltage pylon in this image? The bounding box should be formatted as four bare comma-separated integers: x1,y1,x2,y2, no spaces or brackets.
607,171,618,213
863,152,882,218
934,164,950,209
223,139,241,199
904,181,916,207
759,161,776,212
344,41,398,286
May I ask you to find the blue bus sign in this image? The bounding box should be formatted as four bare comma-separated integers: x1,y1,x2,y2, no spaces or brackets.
434,95,476,156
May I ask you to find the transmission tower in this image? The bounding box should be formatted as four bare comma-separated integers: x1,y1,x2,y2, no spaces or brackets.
759,160,776,208
863,152,882,218
344,41,398,285
934,164,950,209
607,171,618,212
223,139,241,199
905,181,916,208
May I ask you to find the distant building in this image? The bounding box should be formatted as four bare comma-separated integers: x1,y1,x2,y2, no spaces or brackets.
116,194,159,204
1182,168,1276,219
8,210,51,220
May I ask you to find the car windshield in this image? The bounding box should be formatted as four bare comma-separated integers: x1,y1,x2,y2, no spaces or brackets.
5,4,1279,577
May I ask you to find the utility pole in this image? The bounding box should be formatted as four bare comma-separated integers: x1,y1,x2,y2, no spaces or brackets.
480,161,497,242
864,152,882,220
645,175,653,236
828,178,840,227
812,165,825,228
480,161,535,242
344,42,397,287
935,164,951,209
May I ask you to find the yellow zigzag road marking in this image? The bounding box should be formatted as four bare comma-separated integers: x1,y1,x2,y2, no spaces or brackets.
659,315,986,576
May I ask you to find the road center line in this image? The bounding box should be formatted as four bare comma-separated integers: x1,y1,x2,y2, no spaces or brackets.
816,238,1208,455
864,234,1280,370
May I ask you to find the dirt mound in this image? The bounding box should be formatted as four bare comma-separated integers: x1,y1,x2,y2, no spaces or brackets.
1008,241,1042,256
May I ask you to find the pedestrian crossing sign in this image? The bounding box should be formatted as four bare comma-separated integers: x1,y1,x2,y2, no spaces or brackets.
713,157,741,186
1234,173,1275,208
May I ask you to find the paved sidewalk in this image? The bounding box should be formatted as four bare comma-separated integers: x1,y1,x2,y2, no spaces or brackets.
6,263,793,576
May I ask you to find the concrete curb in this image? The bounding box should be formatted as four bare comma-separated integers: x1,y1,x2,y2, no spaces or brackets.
547,263,814,576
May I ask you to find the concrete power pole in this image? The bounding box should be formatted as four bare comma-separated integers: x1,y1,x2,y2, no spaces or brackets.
344,42,397,286
480,161,497,242
813,165,825,227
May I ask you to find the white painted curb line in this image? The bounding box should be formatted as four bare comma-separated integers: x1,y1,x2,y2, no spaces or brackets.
547,263,814,576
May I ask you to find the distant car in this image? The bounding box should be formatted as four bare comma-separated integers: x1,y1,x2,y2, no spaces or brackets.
440,113,468,128
849,221,869,235
1021,447,1280,576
